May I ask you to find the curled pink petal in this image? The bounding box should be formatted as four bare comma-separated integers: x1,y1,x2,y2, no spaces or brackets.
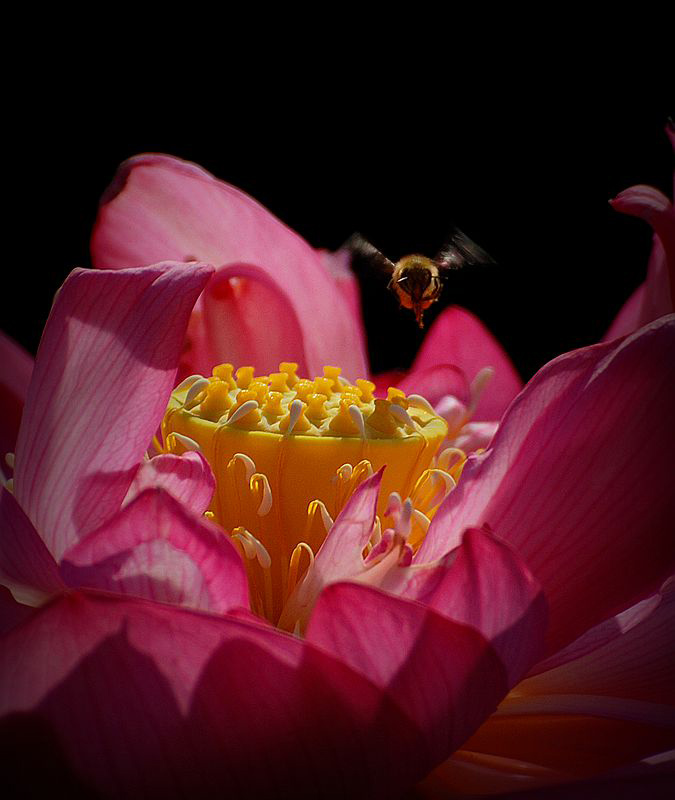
13,262,213,560
92,154,369,381
60,489,249,614
413,306,522,421
611,185,675,310
0,332,33,462
420,316,675,655
201,264,308,377
124,451,215,516
0,487,64,603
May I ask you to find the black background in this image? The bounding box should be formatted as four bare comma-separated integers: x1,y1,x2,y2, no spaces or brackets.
4,99,672,381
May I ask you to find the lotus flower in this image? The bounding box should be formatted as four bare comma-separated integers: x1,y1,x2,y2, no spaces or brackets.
2,130,675,798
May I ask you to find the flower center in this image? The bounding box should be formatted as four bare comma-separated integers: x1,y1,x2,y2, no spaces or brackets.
162,362,456,624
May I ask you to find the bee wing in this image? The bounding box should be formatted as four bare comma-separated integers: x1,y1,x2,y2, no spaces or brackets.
435,227,496,270
341,232,395,276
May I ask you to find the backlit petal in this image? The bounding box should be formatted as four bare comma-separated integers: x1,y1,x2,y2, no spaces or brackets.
0,591,424,798
201,264,308,377
60,489,249,614
307,582,509,765
387,529,547,687
0,487,64,604
420,316,675,655
124,451,215,516
92,154,369,381
413,306,522,421
611,185,675,311
13,262,212,560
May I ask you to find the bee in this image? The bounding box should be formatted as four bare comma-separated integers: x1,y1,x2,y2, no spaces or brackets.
345,228,496,328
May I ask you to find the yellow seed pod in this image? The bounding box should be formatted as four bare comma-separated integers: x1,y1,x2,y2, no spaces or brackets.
236,366,255,389
293,379,315,403
313,376,335,398
329,399,361,436
366,399,400,435
212,363,237,389
306,393,328,422
356,379,375,402
387,387,409,409
323,365,342,391
279,400,312,433
198,380,233,421
263,391,284,418
248,380,269,404
279,362,299,387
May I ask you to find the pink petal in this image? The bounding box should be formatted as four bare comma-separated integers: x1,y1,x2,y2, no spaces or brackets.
0,584,35,636
200,263,309,377
92,154,369,381
419,316,675,655
387,528,547,687
518,577,675,707
0,590,426,797
398,363,470,407
307,582,508,765
412,306,522,421
278,470,383,629
60,489,249,614
124,451,215,516
605,233,672,343
0,331,33,463
0,487,64,603
611,185,675,311
13,262,213,560
318,247,367,337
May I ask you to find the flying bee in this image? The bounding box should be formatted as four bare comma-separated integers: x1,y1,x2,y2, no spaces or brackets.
344,228,496,328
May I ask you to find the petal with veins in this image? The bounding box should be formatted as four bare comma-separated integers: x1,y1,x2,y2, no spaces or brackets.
92,154,369,381
420,316,675,656
13,262,213,560
124,451,215,516
60,489,249,614
0,487,64,604
1,591,427,798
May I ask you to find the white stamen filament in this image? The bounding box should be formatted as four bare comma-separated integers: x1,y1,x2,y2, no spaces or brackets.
252,473,273,516
468,367,495,413
169,433,202,453
226,400,259,426
406,394,436,414
184,378,210,408
4,452,15,469
285,399,304,433
174,374,205,392
390,404,417,430
348,404,365,437
231,453,256,482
